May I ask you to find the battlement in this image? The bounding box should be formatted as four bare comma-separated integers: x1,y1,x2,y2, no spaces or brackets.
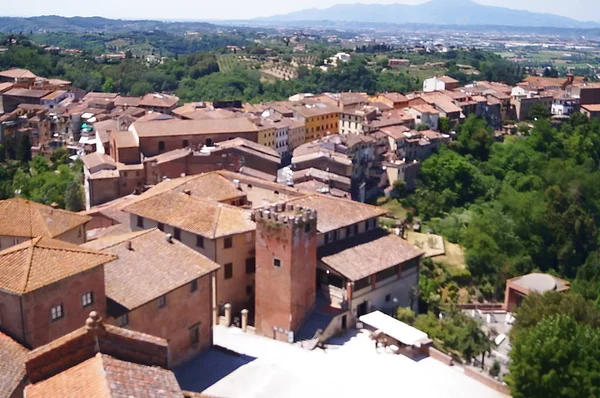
252,203,317,226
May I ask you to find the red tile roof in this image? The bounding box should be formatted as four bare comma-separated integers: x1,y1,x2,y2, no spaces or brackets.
0,237,116,294
0,331,28,398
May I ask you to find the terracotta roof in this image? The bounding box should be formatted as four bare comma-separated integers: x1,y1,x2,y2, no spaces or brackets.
88,169,120,180
112,130,139,148
0,331,28,398
293,180,349,198
81,195,138,225
123,191,255,238
83,92,119,101
114,96,141,107
0,198,91,239
0,82,14,92
0,68,36,79
380,126,411,140
4,88,50,98
82,152,116,170
135,112,174,122
293,103,341,118
238,166,277,182
173,104,240,120
285,194,387,233
82,229,219,310
293,168,351,185
382,92,408,103
410,103,439,114
0,237,116,295
139,93,179,108
582,104,600,112
41,90,67,101
26,352,183,398
135,172,245,203
439,76,459,84
215,137,280,162
133,118,258,137
145,148,191,164
320,230,424,281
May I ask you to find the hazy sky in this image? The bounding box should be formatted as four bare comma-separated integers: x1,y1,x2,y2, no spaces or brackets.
3,0,599,23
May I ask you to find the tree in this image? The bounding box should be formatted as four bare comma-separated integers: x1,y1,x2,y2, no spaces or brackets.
101,76,115,92
17,134,32,164
396,307,416,325
416,122,429,131
0,144,5,163
391,179,406,199
65,179,85,211
130,81,154,96
489,360,501,378
528,103,551,121
511,292,600,340
439,117,451,133
508,315,600,398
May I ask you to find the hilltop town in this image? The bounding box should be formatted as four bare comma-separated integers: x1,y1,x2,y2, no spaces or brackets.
1,23,600,398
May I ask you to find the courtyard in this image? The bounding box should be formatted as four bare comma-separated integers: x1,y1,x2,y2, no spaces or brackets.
176,325,509,398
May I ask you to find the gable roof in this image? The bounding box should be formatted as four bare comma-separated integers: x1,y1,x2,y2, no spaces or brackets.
134,172,245,203
26,353,183,398
133,117,258,137
81,152,116,170
285,194,387,233
123,191,255,239
0,331,28,398
319,230,424,281
0,198,91,239
139,93,179,108
82,229,219,310
0,237,116,295
0,68,36,79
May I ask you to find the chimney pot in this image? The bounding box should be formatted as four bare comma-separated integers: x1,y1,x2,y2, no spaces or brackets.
126,241,133,251
166,233,173,243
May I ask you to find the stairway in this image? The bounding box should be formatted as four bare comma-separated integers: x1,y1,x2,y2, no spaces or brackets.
295,292,344,348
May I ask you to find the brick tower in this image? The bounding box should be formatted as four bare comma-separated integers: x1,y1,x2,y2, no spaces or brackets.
253,203,318,341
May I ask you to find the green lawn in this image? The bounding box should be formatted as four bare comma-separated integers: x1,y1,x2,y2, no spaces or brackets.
381,199,408,219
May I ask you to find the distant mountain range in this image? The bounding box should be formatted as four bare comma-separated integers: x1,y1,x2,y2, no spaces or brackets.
258,0,599,29
0,15,217,34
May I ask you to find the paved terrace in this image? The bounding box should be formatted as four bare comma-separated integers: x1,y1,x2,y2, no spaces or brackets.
176,326,509,398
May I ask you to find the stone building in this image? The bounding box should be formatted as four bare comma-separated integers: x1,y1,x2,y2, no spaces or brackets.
82,228,220,366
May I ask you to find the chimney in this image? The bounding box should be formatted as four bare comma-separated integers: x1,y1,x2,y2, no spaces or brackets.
566,73,574,85
165,233,173,243
233,179,240,189
126,241,133,251
184,189,191,195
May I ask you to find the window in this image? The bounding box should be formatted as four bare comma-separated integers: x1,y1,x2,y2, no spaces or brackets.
246,257,256,274
81,292,94,307
190,279,198,292
136,216,144,228
224,263,233,279
50,304,63,321
174,228,181,240
157,295,167,309
246,284,254,296
346,226,352,238
385,294,391,302
273,258,281,268
354,224,359,235
157,222,164,231
305,223,311,233
158,141,165,151
123,171,128,178
183,139,189,148
118,313,129,327
245,232,253,243
189,324,200,345
196,235,204,248
224,236,233,249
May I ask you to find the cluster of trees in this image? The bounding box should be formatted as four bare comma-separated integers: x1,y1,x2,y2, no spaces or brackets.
404,113,600,298
396,305,490,363
1,145,84,211
508,292,600,398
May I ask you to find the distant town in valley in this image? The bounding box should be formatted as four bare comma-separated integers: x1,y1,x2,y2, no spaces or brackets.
1,7,600,398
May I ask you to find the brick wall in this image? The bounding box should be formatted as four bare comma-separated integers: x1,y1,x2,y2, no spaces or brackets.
254,211,317,340
0,292,25,344
139,131,258,157
21,266,107,348
464,367,511,395
428,347,453,366
106,274,213,367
